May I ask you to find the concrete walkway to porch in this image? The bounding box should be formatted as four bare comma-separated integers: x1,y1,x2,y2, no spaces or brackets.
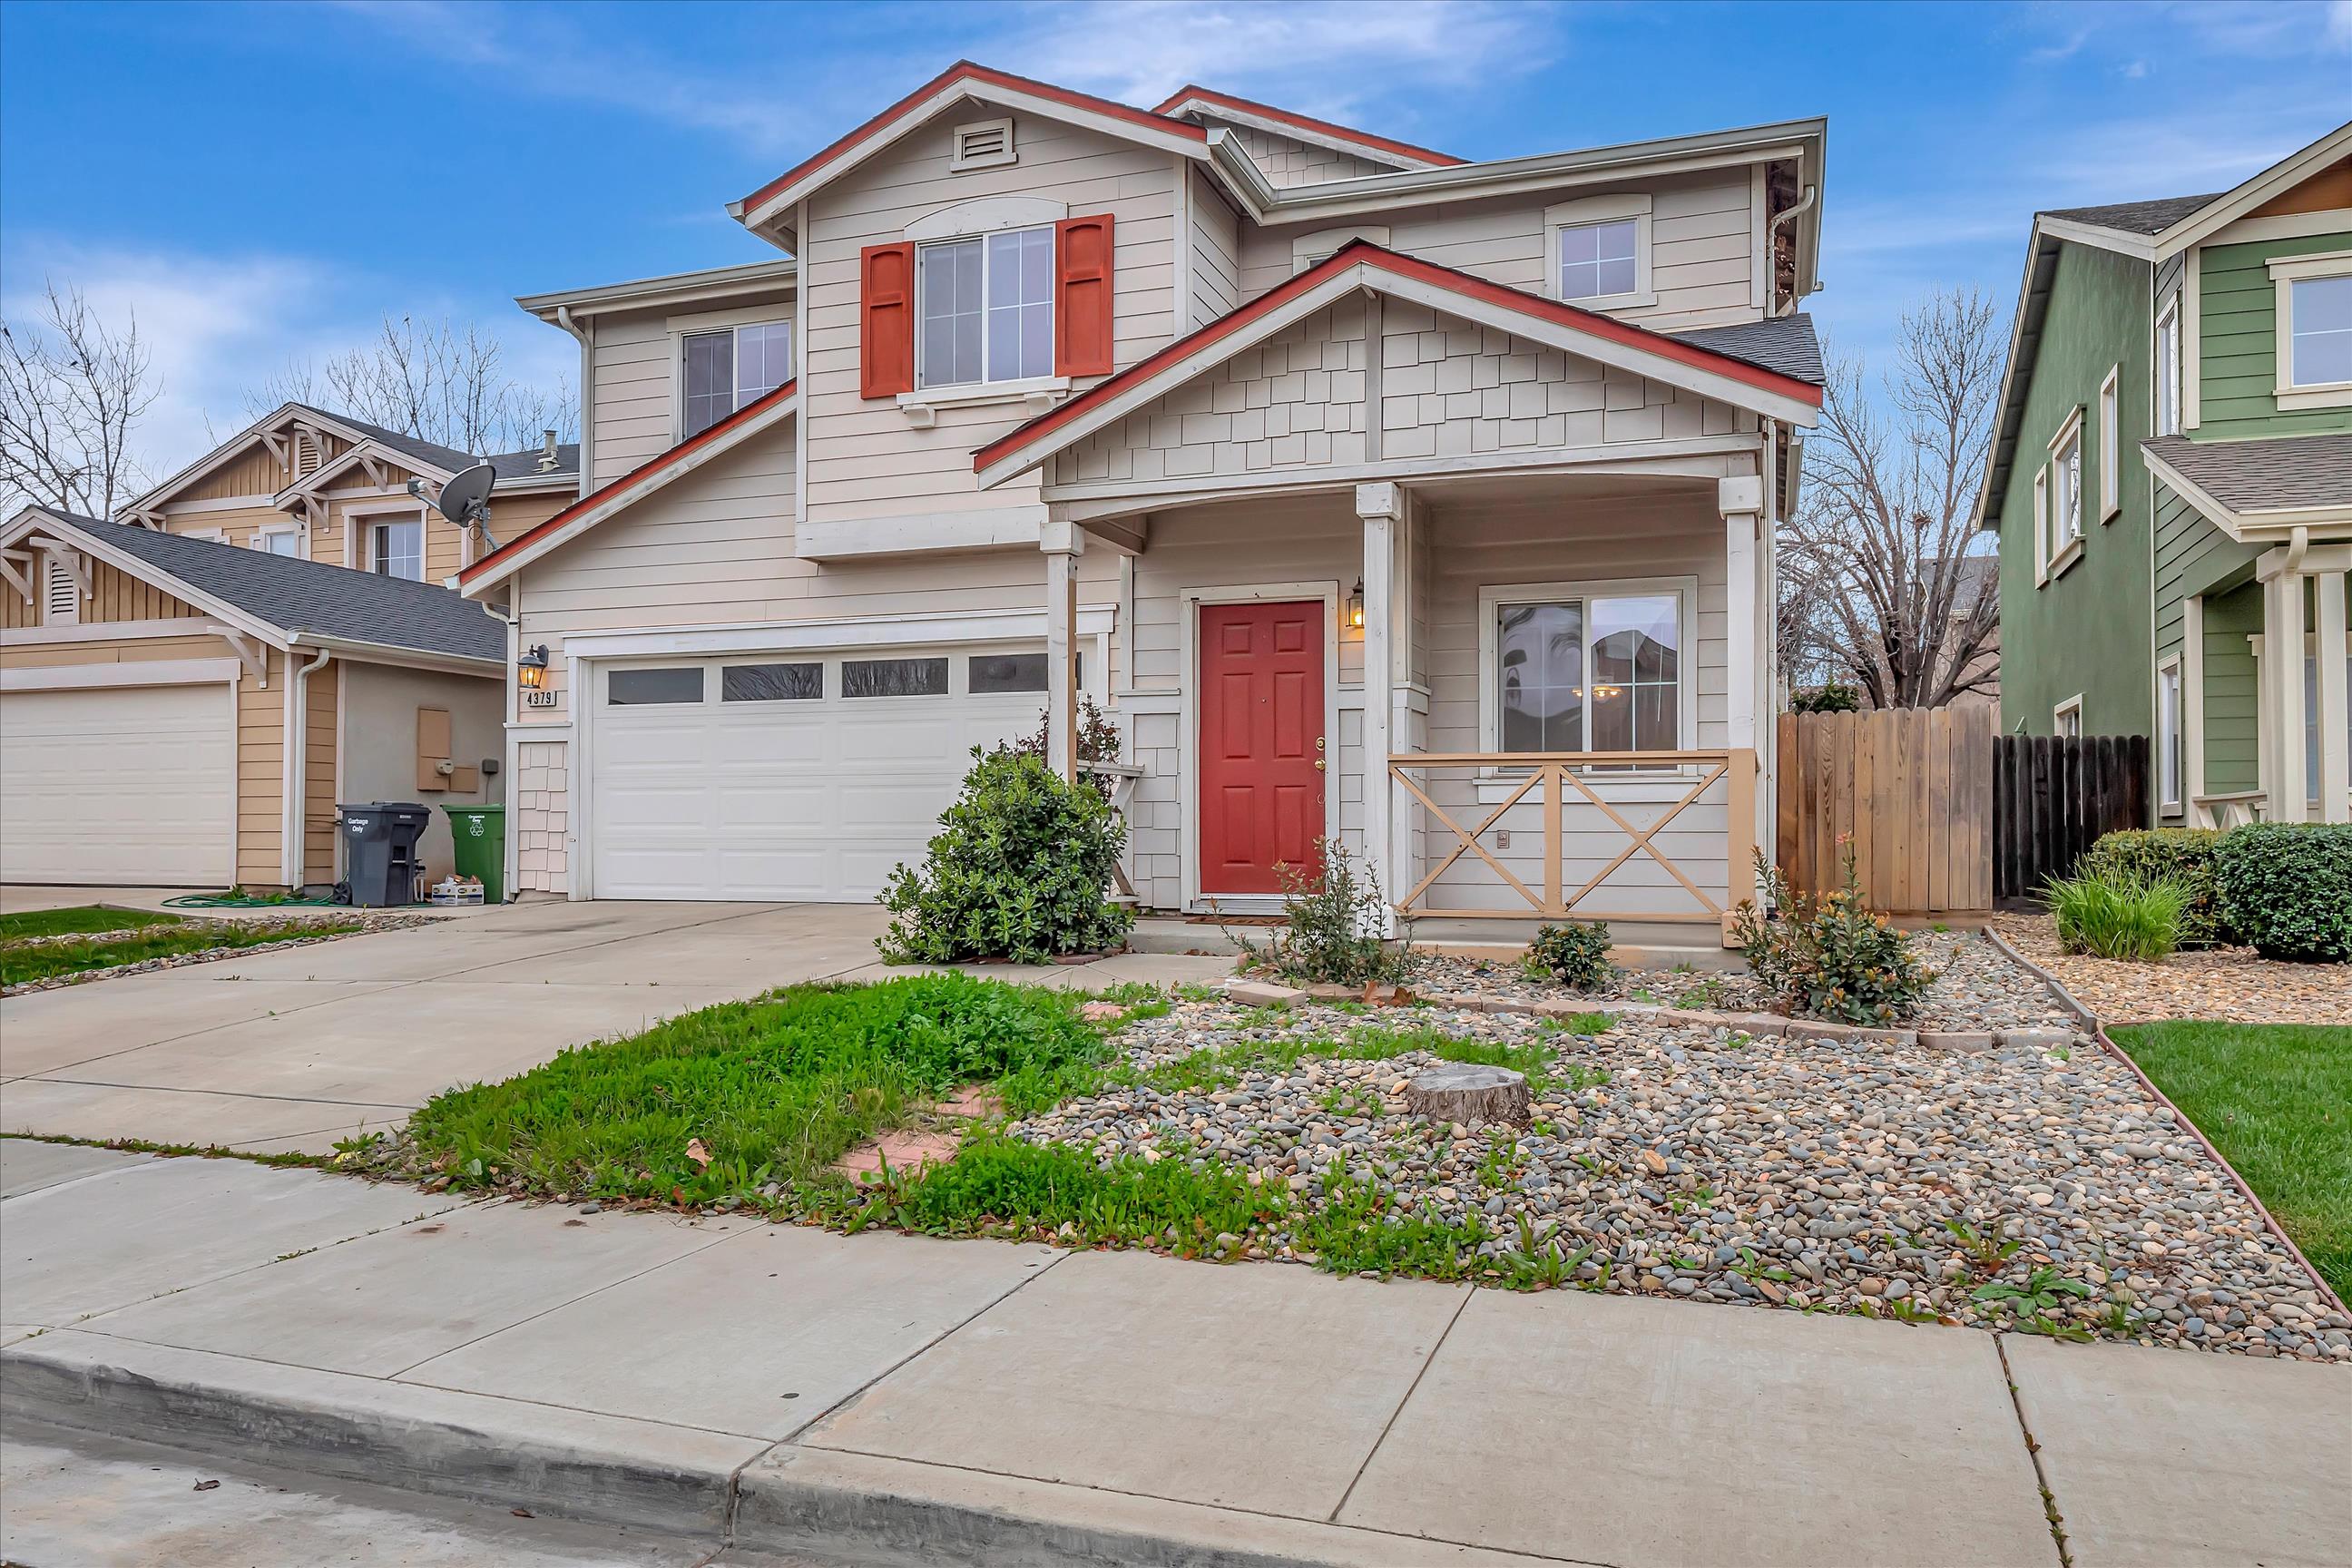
4,1142,2345,1568
0,897,1221,1154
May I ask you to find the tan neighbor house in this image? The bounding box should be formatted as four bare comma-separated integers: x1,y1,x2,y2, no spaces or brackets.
0,407,577,891
461,63,1828,950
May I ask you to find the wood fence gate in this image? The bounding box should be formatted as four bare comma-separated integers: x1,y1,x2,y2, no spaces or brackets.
1775,709,1994,918
1992,734,2150,899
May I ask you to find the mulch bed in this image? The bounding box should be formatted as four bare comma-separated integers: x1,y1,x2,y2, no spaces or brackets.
1989,913,2352,1027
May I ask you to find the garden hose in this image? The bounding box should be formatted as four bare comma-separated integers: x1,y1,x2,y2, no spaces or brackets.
160,890,343,911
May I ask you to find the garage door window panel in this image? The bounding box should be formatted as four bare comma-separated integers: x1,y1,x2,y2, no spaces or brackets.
843,657,948,698
722,662,823,701
608,667,707,705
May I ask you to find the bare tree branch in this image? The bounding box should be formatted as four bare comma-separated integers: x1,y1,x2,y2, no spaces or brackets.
1779,288,2002,710
250,315,576,456
0,280,162,517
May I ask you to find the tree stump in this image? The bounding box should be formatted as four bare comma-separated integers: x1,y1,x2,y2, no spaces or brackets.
1404,1063,1530,1126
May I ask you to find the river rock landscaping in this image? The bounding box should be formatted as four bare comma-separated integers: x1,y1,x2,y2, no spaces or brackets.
1991,911,2352,1027
0,908,413,995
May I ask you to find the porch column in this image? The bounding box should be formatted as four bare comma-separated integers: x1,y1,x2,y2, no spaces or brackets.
1041,518,1084,783
2318,568,2349,823
2261,554,2308,822
1357,482,1399,929
2180,595,2207,825
1720,473,1766,908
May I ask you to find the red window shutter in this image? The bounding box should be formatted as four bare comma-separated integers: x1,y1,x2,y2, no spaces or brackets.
1054,214,1115,378
859,241,916,398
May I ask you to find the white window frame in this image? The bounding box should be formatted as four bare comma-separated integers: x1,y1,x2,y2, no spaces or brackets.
256,525,300,557
368,514,425,583
674,315,793,441
2045,408,2084,575
2154,296,2181,436
2033,466,2050,586
1544,193,1655,311
2053,693,2083,740
2156,657,2183,812
2269,250,2352,410
914,223,1057,394
948,116,1016,173
2096,365,2121,521
1476,575,1698,777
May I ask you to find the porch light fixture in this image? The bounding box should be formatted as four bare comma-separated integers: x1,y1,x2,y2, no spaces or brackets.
1348,578,1365,629
517,644,550,690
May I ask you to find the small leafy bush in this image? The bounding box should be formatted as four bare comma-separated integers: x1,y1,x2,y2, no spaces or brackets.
2044,867,2188,961
1240,838,1409,987
2214,822,2352,963
2079,828,2231,947
1524,922,1614,991
1730,849,1936,1025
1788,682,1862,714
879,749,1132,965
1000,694,1123,792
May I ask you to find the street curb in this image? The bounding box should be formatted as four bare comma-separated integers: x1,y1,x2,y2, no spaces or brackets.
1982,925,2347,1318
739,1446,1538,1567
0,1329,765,1539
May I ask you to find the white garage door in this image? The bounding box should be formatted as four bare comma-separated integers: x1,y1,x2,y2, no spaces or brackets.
0,682,236,887
588,649,1055,901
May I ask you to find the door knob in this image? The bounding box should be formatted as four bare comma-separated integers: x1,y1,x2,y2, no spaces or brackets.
1314,759,1327,771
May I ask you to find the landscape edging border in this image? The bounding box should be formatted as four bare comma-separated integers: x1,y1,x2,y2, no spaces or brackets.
1981,923,2347,1318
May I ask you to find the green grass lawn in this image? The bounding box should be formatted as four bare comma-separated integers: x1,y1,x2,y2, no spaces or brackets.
0,904,183,941
2111,1021,2352,1302
0,916,359,987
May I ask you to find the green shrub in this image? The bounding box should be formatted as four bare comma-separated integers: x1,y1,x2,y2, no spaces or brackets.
2214,822,2352,964
879,749,1133,965
1525,922,1614,991
1788,682,1862,714
2078,828,2231,947
2044,867,2189,961
1240,838,1408,987
1730,850,1936,1025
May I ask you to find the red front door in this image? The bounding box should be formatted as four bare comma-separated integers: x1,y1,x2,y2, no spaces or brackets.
1199,600,1325,895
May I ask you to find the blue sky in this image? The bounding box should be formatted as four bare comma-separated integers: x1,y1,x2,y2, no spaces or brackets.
4,0,2347,475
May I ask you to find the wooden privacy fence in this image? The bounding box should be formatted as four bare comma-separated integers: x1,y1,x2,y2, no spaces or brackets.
1776,709,1994,918
1992,734,2149,899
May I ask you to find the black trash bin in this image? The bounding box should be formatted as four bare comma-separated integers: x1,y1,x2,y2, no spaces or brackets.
339,802,433,907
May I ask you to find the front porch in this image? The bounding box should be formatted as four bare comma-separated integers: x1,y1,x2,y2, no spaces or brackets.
1043,465,1775,951
2180,547,2351,828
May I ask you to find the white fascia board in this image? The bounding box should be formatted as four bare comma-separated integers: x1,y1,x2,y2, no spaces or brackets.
740,82,1205,234
516,259,800,322
275,440,451,505
3,511,289,649
122,403,387,519
2151,121,2352,260
1162,97,1440,172
460,394,797,597
284,632,500,675
1975,227,2068,533
560,604,1116,661
2,657,245,692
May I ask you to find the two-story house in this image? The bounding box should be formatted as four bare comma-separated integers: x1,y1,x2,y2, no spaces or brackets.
460,64,1828,951
1980,121,2352,828
0,406,577,889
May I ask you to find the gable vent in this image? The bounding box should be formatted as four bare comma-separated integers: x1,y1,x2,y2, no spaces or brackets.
42,555,79,625
291,428,324,478
950,117,1016,172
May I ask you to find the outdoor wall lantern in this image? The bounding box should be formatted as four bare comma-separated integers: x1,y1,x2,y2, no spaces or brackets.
517,644,550,690
1348,578,1365,629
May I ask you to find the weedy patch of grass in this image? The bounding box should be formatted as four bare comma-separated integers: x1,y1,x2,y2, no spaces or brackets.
1293,1174,1490,1281
408,975,1110,1203
2112,1020,2351,1301
1539,1011,1616,1036
0,905,186,941
0,918,359,987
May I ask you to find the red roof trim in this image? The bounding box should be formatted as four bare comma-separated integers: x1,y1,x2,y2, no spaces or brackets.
459,379,796,589
974,244,1820,474
1151,84,1465,168
740,62,1206,218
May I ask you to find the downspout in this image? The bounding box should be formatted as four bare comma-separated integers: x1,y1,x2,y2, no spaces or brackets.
486,589,524,903
555,306,593,500
281,643,333,889
1767,182,1817,318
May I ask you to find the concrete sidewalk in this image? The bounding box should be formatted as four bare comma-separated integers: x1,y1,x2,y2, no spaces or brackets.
5,1142,2345,1567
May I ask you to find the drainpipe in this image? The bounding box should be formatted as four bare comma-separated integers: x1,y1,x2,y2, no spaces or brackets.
554,306,592,500
281,642,333,890
1768,183,1818,317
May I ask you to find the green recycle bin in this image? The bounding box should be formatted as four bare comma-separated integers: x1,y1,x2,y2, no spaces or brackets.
440,803,505,905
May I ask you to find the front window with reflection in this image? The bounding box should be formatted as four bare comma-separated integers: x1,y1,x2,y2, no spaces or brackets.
918,227,1054,388
1494,590,1682,754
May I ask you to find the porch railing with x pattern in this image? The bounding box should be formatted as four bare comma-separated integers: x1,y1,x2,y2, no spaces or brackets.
1387,749,1757,936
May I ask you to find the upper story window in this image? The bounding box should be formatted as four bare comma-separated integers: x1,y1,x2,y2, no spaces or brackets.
2049,413,2084,560
683,321,792,438
257,528,299,557
2154,297,2181,436
370,517,423,582
1545,194,1654,310
2287,272,2352,388
2096,365,2120,520
918,226,1054,389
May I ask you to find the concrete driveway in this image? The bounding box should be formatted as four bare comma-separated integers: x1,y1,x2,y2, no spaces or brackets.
2,898,1208,1153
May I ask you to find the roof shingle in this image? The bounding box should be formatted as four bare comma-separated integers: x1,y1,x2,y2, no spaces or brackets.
1671,313,1824,387
2039,193,2221,237
2142,433,2352,515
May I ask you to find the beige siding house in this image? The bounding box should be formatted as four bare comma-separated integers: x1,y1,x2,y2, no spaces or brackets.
466,63,1827,949
0,407,567,890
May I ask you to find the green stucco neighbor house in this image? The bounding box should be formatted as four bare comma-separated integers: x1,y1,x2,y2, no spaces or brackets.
1978,122,2352,828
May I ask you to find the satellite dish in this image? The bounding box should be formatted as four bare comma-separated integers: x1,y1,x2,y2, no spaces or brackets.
408,462,499,550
